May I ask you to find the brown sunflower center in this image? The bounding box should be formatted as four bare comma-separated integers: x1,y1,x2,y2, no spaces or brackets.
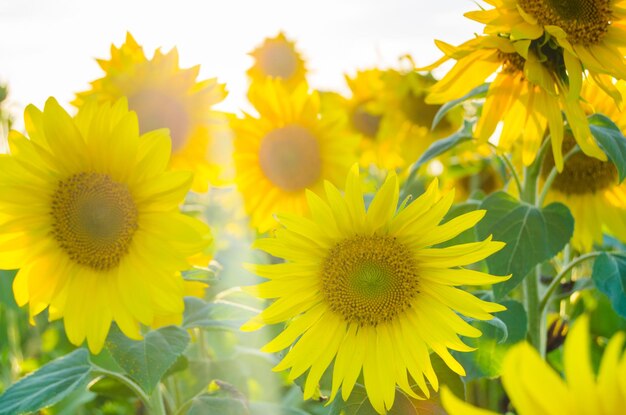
519,0,612,44
320,235,419,326
542,134,618,194
258,43,298,79
128,90,191,153
400,90,448,130
258,124,321,191
51,172,138,271
498,51,526,74
351,103,382,138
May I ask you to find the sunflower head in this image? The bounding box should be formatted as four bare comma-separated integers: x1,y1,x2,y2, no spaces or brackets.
74,32,228,192
1,97,212,353
242,165,509,413
232,80,357,232
247,32,307,89
443,315,626,415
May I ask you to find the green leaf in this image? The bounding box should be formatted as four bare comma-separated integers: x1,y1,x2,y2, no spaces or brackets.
248,402,310,415
588,113,626,182
105,325,190,393
0,349,92,415
476,192,574,298
0,270,18,309
182,297,255,331
328,385,418,415
453,300,527,380
431,83,488,130
408,121,473,174
592,252,626,318
186,394,249,415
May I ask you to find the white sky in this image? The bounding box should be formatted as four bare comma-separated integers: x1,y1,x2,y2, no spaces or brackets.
0,0,482,120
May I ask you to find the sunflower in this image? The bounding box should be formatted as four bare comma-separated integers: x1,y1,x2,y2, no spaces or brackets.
377,68,463,170
540,80,626,251
442,315,626,415
74,32,228,192
247,32,307,89
0,98,212,353
231,80,357,232
241,166,508,414
425,35,606,171
321,69,408,170
466,0,626,101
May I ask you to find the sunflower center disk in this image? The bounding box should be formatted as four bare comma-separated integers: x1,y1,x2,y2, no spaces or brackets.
51,172,138,271
259,124,321,191
542,135,618,195
128,89,191,152
351,103,382,138
519,0,611,44
400,90,445,129
258,43,298,79
321,235,419,326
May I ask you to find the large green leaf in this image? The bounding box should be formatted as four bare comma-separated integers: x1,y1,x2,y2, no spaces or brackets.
248,402,309,415
186,395,249,415
105,325,190,393
0,349,92,415
453,300,527,380
592,252,626,318
588,113,626,182
476,192,573,298
182,297,255,331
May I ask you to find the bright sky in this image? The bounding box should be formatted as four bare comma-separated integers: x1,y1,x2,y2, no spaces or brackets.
0,0,482,120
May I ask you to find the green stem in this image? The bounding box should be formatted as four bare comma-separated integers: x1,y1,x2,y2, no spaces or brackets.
539,251,604,313
6,308,23,381
149,385,168,415
487,143,523,196
536,145,580,207
91,367,151,410
524,265,544,356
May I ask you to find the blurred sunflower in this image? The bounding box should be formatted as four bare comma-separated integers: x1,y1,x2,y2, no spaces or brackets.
232,80,357,232
442,315,626,415
378,69,462,169
322,69,406,170
467,0,626,100
242,166,508,413
247,32,307,89
0,98,212,353
540,80,626,251
425,35,606,171
74,32,228,192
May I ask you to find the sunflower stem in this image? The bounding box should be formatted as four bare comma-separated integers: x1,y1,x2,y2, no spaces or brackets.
524,266,544,356
536,145,580,207
91,366,152,410
149,385,168,415
539,251,604,314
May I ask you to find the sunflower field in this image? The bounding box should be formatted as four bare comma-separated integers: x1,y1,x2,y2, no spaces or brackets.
2,1,626,414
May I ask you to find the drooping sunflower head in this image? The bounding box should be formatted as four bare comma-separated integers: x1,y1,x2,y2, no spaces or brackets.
232,80,358,232
540,79,626,251
443,315,626,415
247,32,307,89
0,97,212,353
242,165,509,413
74,32,228,192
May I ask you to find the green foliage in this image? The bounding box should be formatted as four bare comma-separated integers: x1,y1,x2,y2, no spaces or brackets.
454,300,527,380
409,120,473,173
182,297,255,331
186,395,249,415
0,349,92,415
588,114,626,182
105,325,190,393
476,192,574,298
592,252,626,318
431,83,488,130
